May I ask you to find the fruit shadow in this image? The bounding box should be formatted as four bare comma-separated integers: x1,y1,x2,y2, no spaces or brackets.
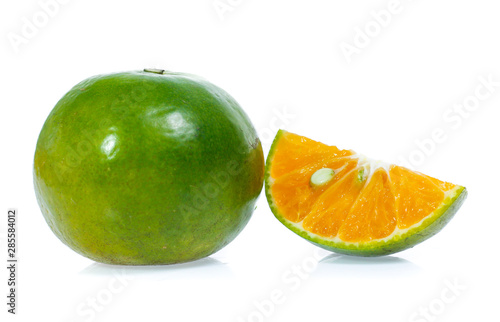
79,256,233,281
314,253,422,278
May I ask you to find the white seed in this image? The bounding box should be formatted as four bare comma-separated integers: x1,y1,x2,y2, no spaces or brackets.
310,168,335,187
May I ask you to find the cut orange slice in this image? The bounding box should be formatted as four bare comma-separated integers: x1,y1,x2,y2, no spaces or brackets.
265,130,467,256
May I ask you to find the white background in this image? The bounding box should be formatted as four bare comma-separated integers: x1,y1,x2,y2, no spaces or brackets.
1,0,499,321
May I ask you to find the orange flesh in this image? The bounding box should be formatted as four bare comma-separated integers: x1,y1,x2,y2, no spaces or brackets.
269,132,458,243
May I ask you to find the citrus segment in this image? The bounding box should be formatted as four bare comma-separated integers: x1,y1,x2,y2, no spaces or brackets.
389,165,445,229
265,130,467,256
302,168,366,238
337,168,397,242
269,132,353,178
271,157,357,222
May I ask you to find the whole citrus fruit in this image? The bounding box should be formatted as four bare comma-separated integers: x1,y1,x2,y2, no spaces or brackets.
34,69,264,265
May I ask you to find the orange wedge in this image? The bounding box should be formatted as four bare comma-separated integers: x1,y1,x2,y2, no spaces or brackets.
265,130,467,256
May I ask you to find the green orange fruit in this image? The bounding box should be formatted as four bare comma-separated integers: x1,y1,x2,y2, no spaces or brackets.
34,69,264,265
265,130,467,256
